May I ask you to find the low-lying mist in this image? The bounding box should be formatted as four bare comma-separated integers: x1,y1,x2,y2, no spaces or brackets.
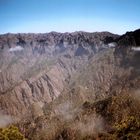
0,112,13,128
9,45,24,52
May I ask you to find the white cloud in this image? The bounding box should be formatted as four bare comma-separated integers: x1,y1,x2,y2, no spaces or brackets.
9,45,23,52
132,47,140,51
108,42,117,48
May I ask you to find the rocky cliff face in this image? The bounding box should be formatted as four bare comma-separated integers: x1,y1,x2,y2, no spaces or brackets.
15,28,140,140
117,29,140,46
12,29,140,140
0,31,118,117
0,29,140,139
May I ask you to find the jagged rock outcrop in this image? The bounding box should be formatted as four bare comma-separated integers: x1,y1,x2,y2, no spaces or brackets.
0,32,118,54
117,29,140,46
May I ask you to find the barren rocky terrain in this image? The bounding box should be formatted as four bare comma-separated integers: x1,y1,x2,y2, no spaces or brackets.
0,29,140,140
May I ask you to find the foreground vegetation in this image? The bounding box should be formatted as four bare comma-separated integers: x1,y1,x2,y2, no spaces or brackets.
0,125,26,140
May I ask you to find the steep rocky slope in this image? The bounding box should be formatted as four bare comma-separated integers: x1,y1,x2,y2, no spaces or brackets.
17,45,140,140
0,31,118,117
0,29,140,140
19,29,140,140
117,29,140,46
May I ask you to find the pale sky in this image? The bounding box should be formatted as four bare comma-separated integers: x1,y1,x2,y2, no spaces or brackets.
0,0,140,34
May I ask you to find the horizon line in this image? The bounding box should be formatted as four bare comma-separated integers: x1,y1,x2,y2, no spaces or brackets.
0,28,139,36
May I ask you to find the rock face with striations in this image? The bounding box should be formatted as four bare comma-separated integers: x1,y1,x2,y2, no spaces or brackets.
0,31,118,117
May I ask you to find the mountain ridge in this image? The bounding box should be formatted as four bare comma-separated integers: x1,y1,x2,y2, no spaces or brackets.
0,28,140,139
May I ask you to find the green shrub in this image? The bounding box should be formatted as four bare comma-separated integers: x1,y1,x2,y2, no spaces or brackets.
0,125,27,140
113,116,140,139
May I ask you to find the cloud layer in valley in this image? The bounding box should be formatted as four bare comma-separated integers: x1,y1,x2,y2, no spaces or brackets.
9,46,24,52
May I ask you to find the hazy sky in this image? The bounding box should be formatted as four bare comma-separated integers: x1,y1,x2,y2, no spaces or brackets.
0,0,140,34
